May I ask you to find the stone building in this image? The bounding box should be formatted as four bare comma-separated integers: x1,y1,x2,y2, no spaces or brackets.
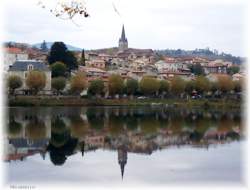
8,60,51,91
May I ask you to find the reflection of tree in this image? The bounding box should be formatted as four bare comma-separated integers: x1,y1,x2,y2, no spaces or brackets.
8,116,22,136
124,116,138,130
26,118,46,140
48,116,79,166
169,115,183,134
195,116,210,135
158,114,170,129
109,115,125,136
139,115,158,134
217,115,233,133
47,137,78,166
70,116,88,138
52,117,67,134
86,109,104,130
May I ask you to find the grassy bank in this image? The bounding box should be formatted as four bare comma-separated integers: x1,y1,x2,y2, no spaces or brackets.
8,96,242,109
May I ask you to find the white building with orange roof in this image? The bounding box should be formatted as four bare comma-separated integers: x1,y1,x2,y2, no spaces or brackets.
4,47,28,72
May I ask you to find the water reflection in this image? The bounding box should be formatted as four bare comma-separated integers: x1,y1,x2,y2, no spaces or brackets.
5,107,243,179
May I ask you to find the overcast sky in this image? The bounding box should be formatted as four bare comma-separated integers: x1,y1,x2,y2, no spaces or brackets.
2,0,246,56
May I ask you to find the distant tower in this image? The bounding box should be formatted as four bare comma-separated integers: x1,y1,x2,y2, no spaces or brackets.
118,25,128,51
40,40,48,52
118,145,127,180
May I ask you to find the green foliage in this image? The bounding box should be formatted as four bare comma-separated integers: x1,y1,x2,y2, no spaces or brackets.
26,119,46,140
210,81,219,93
126,79,138,95
217,75,234,93
194,76,210,94
185,80,195,94
233,80,242,93
80,49,85,66
51,62,67,77
87,79,105,96
70,72,86,95
52,77,66,94
227,66,240,75
139,76,160,95
170,76,186,95
26,71,46,95
189,63,204,75
159,80,170,94
108,74,124,96
8,75,22,95
65,51,78,71
8,119,22,135
47,42,78,71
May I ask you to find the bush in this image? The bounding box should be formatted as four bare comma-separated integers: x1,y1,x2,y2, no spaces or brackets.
70,72,87,95
170,76,186,96
126,79,138,95
159,80,170,95
108,74,124,96
51,62,67,78
8,75,22,95
26,71,46,95
139,76,160,96
87,79,105,97
52,77,66,95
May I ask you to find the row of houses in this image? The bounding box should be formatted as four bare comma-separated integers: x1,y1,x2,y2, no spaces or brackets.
7,59,245,94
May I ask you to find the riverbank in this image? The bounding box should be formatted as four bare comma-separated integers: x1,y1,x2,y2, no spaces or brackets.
8,96,242,109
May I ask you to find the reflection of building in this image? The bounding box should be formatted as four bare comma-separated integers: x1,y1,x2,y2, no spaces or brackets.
5,138,48,162
118,145,127,179
85,135,105,147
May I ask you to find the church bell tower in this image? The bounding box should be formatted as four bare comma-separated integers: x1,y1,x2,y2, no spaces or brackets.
118,25,128,51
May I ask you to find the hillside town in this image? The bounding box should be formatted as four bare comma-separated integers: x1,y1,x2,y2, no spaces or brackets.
4,25,245,99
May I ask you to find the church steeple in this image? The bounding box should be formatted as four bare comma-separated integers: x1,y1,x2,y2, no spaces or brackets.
121,25,126,41
118,24,128,51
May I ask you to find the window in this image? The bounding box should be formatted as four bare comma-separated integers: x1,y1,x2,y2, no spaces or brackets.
27,64,33,71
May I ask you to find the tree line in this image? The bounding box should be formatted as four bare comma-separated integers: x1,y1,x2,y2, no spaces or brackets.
8,71,243,99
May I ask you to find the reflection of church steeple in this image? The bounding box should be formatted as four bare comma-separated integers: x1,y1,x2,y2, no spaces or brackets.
81,141,85,157
118,145,127,180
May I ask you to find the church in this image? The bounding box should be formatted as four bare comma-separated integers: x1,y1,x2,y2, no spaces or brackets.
84,25,157,70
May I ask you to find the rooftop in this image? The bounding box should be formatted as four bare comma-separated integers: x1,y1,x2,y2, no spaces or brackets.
9,60,50,71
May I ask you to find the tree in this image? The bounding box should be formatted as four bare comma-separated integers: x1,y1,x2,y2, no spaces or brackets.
108,74,124,96
65,51,78,71
87,79,105,97
189,63,204,75
139,77,160,96
52,77,66,95
159,80,170,95
47,42,78,72
125,79,138,95
70,72,86,95
8,75,22,95
48,42,67,64
185,80,195,95
26,71,46,95
51,62,67,78
217,75,233,94
194,76,210,95
227,65,240,75
233,80,242,93
170,76,186,96
80,49,86,66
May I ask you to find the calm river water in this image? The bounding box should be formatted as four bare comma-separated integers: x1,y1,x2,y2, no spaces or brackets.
4,106,244,186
